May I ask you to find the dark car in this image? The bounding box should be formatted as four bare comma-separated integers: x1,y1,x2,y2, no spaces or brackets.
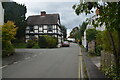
62,41,70,47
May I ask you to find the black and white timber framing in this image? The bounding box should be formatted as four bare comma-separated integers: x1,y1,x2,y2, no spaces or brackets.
26,11,63,43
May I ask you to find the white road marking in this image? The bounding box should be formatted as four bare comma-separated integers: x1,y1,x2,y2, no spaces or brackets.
78,54,81,79
0,65,8,69
78,48,84,79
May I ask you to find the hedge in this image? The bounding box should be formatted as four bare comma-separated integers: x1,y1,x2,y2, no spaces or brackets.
38,35,58,48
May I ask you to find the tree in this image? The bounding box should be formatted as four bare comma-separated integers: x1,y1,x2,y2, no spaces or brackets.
2,21,18,42
2,2,27,41
86,28,98,42
73,1,120,77
61,25,67,39
69,22,88,43
2,21,18,56
78,22,88,42
69,27,79,41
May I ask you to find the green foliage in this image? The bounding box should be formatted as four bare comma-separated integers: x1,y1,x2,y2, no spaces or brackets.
86,28,98,42
73,1,120,78
2,21,18,42
38,35,58,48
60,25,67,39
26,40,36,48
2,2,27,40
2,41,15,57
95,31,103,56
88,50,95,57
38,36,47,48
69,27,79,38
102,65,120,80
69,22,88,43
72,2,97,15
2,21,17,57
13,43,26,48
101,31,113,52
95,45,102,56
46,36,58,48
32,44,40,49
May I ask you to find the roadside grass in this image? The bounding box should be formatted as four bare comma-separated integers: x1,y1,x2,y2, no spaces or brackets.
13,43,40,49
13,43,59,49
13,43,26,48
83,59,89,79
87,53,97,58
32,44,40,49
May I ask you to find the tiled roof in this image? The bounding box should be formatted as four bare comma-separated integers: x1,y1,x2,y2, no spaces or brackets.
27,14,60,25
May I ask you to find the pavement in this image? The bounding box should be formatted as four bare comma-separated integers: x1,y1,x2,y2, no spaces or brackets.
81,47,107,79
91,57,101,69
2,43,80,78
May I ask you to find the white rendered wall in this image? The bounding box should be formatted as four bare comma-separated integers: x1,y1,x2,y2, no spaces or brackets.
82,24,105,48
0,2,4,25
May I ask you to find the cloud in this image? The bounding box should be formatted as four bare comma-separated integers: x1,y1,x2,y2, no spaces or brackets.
13,1,94,36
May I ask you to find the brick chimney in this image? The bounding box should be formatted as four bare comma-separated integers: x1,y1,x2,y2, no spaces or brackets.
41,11,46,16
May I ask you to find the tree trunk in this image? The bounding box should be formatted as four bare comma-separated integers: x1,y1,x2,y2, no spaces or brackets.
107,30,120,76
116,29,120,77
107,30,117,56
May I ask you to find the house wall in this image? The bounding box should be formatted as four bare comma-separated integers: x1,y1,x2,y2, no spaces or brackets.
82,24,105,48
0,2,4,25
82,24,94,48
26,24,63,43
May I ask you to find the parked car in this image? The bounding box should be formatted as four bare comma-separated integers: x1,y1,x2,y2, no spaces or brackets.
61,41,70,47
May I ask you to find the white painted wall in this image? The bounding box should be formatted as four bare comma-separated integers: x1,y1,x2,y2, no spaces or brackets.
82,24,105,48
82,24,94,48
0,2,4,25
26,25,63,43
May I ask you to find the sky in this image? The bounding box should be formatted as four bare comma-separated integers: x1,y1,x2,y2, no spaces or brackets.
12,0,94,37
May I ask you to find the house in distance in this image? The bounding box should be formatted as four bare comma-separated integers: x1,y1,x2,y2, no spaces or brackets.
26,11,63,44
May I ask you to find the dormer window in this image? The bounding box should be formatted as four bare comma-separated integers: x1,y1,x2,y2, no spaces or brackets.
48,25,53,32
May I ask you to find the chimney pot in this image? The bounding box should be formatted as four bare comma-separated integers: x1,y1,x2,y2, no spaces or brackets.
41,11,46,16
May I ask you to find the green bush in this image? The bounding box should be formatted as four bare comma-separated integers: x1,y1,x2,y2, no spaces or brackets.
95,45,102,56
38,35,58,48
88,50,95,56
13,43,26,48
26,40,36,48
46,36,58,48
2,41,15,57
32,43,40,48
38,36,47,48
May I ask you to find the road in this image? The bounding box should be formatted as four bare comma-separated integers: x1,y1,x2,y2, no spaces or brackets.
3,43,81,78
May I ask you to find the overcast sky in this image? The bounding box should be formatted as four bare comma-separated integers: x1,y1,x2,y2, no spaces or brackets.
12,0,94,37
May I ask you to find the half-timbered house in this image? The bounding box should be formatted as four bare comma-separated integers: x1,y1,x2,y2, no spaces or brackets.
26,11,63,43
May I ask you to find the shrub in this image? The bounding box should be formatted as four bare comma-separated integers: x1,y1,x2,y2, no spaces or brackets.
2,21,17,57
13,43,26,48
32,43,40,49
38,35,58,48
46,36,58,48
88,50,95,56
26,40,36,48
2,41,15,57
38,36,47,48
86,29,98,43
95,45,102,56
